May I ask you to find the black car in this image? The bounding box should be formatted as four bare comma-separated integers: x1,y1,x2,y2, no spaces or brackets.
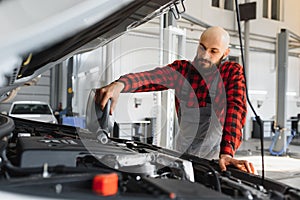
0,0,299,199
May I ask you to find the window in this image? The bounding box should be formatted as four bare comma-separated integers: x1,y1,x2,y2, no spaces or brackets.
11,104,52,115
212,0,220,7
228,56,240,63
263,0,281,20
212,0,234,11
224,0,234,10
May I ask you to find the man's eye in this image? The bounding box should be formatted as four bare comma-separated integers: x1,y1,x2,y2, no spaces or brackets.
199,45,206,51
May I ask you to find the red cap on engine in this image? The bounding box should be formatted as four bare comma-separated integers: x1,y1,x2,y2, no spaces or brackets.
92,173,118,196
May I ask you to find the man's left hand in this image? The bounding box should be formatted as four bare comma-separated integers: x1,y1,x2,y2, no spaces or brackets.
219,154,257,174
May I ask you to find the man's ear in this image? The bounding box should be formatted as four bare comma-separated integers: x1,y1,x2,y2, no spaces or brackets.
224,48,230,58
220,48,230,64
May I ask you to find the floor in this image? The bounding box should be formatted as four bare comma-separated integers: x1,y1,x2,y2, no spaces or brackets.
235,137,300,190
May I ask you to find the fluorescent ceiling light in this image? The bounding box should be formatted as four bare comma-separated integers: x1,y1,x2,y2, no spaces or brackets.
89,67,99,74
286,92,297,96
248,90,267,95
77,72,86,78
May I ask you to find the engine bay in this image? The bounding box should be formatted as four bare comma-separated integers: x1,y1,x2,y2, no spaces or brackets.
0,115,300,199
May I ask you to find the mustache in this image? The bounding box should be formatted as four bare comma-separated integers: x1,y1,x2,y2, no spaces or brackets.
194,56,211,65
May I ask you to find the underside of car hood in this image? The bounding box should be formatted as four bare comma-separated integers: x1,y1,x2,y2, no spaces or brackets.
0,0,184,100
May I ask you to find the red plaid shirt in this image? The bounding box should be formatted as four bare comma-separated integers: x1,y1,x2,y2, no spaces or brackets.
117,60,247,157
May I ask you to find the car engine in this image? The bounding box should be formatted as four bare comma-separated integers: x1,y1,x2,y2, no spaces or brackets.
0,114,300,199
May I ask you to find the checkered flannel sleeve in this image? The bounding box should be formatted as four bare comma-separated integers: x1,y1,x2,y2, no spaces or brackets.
219,62,247,157
117,60,188,93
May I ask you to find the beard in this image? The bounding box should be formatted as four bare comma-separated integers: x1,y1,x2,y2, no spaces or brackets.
192,54,223,74
194,56,211,68
193,55,215,74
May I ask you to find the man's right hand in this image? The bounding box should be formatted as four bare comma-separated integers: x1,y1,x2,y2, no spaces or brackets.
219,154,257,175
95,81,125,114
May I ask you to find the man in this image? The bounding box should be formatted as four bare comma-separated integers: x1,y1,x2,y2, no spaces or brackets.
95,26,256,174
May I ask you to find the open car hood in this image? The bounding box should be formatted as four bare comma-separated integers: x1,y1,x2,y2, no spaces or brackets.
0,0,182,101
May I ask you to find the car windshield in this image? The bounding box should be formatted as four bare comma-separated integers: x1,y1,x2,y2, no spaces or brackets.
11,104,52,115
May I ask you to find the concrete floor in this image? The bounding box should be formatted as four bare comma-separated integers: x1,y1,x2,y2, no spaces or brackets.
235,138,300,190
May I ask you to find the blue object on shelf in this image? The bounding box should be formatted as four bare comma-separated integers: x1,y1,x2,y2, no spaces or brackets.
62,117,86,128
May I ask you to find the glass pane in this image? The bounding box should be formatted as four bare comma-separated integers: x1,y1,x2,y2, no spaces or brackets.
11,104,52,114
263,0,269,18
224,0,234,11
271,0,280,20
212,0,220,7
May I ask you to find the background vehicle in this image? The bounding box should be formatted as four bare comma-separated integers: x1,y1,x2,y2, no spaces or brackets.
8,101,57,124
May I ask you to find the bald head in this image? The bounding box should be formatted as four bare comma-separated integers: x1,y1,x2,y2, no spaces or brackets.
200,26,230,51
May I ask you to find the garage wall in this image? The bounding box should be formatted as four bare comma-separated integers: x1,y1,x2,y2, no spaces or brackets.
184,0,300,37
112,31,160,123
246,52,300,120
286,56,300,117
71,48,106,116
